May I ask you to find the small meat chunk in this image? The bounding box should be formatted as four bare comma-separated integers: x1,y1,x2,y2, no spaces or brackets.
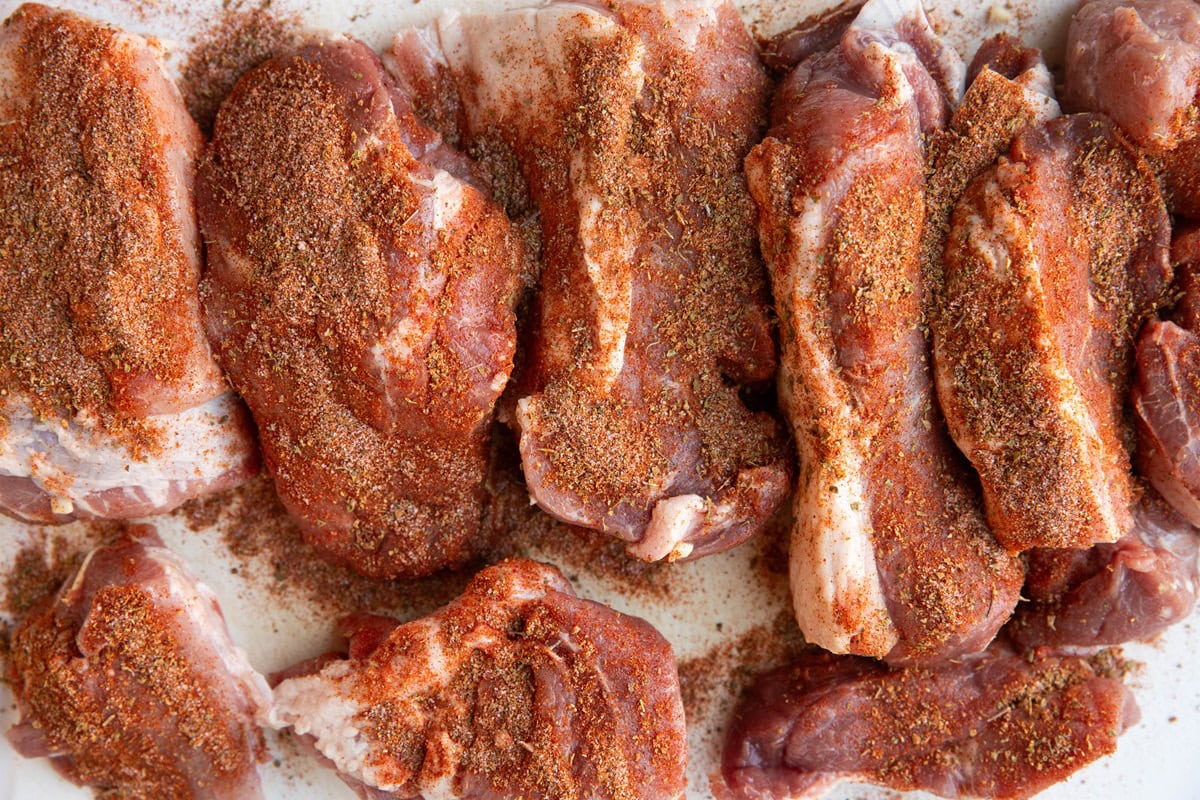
745,0,1022,663
388,0,791,562
1064,0,1200,217
1133,226,1200,525
1011,488,1199,651
269,559,686,800
5,530,271,799
933,114,1172,551
1064,0,1200,151
199,37,524,578
720,646,1139,800
0,3,258,523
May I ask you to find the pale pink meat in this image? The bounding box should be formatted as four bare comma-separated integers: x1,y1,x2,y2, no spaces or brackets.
1063,0,1200,217
1064,0,1200,151
387,0,790,563
0,4,259,523
745,0,1022,663
1133,227,1200,525
1011,488,1199,651
5,529,271,799
270,559,687,800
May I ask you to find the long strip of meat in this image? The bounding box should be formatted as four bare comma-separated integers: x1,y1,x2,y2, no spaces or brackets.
269,559,686,800
0,3,258,523
1133,226,1200,525
745,0,1022,663
387,0,790,562
720,645,1139,800
933,113,1172,551
1010,487,1199,651
199,37,524,578
6,529,271,799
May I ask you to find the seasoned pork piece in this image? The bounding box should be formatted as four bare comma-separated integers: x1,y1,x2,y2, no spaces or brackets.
1064,0,1200,217
0,3,259,523
6,530,271,799
923,33,1059,316
199,38,524,578
934,114,1172,552
1010,488,1199,652
270,559,686,800
387,0,790,562
745,0,1022,663
1133,227,1200,525
720,645,1139,800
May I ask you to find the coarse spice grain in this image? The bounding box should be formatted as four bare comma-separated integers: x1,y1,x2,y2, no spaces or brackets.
0,6,213,454
198,38,523,578
179,4,302,135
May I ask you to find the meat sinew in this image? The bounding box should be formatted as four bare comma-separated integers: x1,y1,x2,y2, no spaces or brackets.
1063,0,1200,218
744,0,1023,663
0,3,258,524
387,0,791,562
933,113,1172,551
1010,487,1199,652
198,37,524,578
720,645,1139,800
5,529,271,799
1133,226,1200,525
269,558,686,800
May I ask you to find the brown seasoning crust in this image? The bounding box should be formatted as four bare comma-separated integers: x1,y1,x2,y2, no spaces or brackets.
0,4,210,452
935,114,1171,551
747,31,1023,661
198,41,523,578
7,560,265,797
294,560,686,800
479,0,787,544
722,646,1138,800
179,5,302,136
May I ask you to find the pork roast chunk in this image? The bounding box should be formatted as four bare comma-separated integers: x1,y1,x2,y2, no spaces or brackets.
387,0,790,562
720,645,1138,800
933,114,1172,551
199,37,523,578
5,530,271,799
745,0,1023,663
1133,226,1200,525
269,559,687,800
0,3,259,523
1063,0,1200,217
1010,487,1199,652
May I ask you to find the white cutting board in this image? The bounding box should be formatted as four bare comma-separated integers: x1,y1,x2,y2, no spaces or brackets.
1,0,1197,798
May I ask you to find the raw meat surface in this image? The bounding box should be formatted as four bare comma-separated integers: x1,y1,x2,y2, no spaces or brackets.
199,37,523,578
720,646,1139,800
0,3,258,523
1063,0,1200,217
1011,488,1199,651
388,0,790,562
1133,227,1200,525
5,529,271,799
1063,0,1200,151
933,113,1171,551
270,559,686,800
744,0,1022,663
